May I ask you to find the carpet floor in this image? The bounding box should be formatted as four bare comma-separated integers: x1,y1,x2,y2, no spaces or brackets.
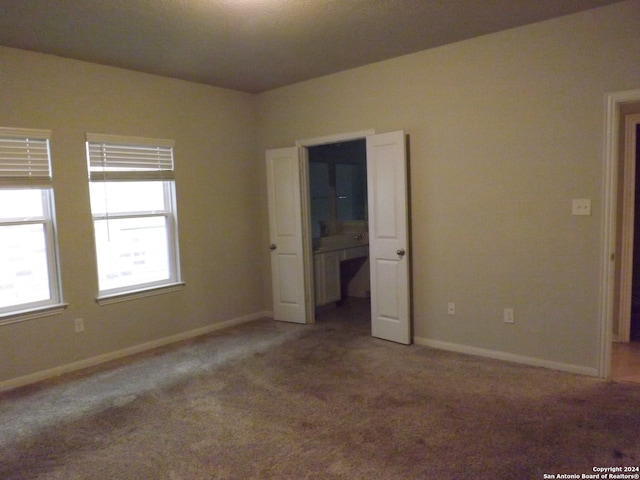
1,298,640,479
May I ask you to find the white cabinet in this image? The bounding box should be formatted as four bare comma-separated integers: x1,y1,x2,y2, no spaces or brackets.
342,245,368,261
314,245,369,307
314,250,342,306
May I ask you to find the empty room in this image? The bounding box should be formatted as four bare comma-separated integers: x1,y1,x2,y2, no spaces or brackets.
1,1,640,478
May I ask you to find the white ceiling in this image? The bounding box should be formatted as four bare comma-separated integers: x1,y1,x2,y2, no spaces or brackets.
0,0,624,93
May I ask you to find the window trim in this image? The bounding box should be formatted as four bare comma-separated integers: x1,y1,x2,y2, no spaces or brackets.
0,303,68,327
95,282,185,306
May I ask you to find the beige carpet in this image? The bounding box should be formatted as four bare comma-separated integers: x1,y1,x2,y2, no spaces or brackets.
1,298,640,479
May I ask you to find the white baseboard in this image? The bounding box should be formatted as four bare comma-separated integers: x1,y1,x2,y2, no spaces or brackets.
0,310,272,393
414,336,599,377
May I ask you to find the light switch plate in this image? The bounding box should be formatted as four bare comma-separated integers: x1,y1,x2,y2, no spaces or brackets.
572,199,591,216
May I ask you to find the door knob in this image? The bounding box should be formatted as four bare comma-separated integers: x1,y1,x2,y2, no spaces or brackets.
269,244,277,250
396,248,405,257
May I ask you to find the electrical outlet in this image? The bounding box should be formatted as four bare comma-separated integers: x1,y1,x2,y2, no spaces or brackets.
74,318,85,333
572,199,591,216
447,302,455,315
503,308,514,324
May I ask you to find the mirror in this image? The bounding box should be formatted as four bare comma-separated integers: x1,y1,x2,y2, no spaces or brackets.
308,139,367,238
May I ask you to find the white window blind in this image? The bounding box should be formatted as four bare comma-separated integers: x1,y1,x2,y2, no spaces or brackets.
86,133,174,181
0,128,52,188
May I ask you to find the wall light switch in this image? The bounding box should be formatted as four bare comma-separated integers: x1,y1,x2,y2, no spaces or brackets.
572,199,591,216
503,308,514,324
74,318,85,333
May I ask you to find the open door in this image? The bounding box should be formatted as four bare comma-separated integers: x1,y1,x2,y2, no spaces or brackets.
367,131,411,344
266,147,307,323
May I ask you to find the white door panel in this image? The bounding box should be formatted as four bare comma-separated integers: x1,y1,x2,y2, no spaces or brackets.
376,260,400,317
273,162,296,234
266,147,307,324
367,131,411,344
371,156,397,239
277,254,301,303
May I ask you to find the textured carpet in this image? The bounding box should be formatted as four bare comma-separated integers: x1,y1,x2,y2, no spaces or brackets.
1,299,640,479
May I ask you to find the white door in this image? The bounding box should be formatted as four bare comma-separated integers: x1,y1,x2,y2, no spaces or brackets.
366,131,411,344
266,147,307,324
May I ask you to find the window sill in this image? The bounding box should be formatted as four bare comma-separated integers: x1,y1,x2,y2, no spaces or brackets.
0,303,68,326
96,282,185,305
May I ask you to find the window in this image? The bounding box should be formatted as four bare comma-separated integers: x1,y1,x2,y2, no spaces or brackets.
86,134,182,300
0,127,63,320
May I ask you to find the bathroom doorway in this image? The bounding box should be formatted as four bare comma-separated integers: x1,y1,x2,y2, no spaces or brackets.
267,129,410,343
307,139,371,315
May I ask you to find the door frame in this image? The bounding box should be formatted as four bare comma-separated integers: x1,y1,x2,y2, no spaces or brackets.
618,113,640,343
296,130,375,323
600,88,640,378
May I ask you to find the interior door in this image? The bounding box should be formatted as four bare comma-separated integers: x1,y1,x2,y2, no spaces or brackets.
266,147,307,324
366,131,411,344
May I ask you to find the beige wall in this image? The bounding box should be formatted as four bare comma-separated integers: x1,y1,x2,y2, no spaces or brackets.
1,1,639,387
0,47,263,385
257,0,640,372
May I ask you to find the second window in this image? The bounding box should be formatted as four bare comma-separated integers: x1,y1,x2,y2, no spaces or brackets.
86,134,181,298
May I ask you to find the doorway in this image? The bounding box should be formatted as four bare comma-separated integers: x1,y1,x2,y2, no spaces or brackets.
630,122,640,342
602,90,640,380
266,130,411,343
307,139,371,317
612,113,640,383
618,113,640,345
